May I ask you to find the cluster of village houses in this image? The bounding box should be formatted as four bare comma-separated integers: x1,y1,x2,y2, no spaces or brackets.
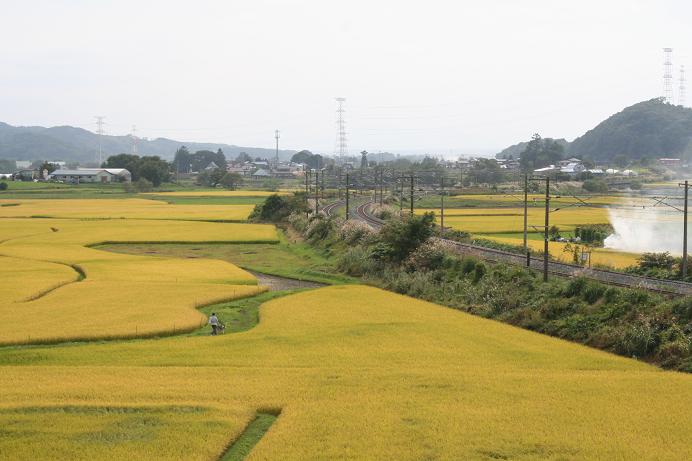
1,156,684,184
493,157,682,177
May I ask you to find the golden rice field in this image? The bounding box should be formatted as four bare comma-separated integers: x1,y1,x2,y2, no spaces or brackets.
0,217,276,344
144,190,289,197
0,285,690,460
482,235,640,268
0,198,254,221
1,197,690,459
422,207,611,233
450,193,629,206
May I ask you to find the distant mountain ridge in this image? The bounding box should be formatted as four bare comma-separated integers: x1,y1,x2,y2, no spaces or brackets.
0,122,296,164
496,99,692,162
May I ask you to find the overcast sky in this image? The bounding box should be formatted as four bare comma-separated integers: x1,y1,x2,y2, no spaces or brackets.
1,0,691,156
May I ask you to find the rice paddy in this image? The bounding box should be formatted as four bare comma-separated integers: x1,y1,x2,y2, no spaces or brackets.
1,285,691,460
1,195,690,460
0,198,255,221
418,196,676,268
0,216,276,344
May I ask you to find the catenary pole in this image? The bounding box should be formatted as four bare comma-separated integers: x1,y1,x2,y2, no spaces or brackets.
345,173,350,220
440,176,445,236
543,177,550,282
683,180,689,279
410,175,414,216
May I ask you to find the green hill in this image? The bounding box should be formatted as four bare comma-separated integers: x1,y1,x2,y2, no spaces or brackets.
570,98,692,161
0,122,295,164
497,99,692,162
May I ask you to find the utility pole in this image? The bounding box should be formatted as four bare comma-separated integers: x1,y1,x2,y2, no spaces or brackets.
523,173,529,246
681,180,689,278
528,175,550,281
304,168,310,217
345,173,350,220
543,177,550,282
314,170,319,214
523,174,530,267
399,177,403,215
95,116,105,166
410,175,414,216
321,169,325,201
440,176,445,236
379,169,384,205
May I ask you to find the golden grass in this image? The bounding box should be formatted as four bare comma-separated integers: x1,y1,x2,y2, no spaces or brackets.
0,218,277,343
423,207,611,233
143,190,289,197
449,193,628,205
0,256,78,303
480,235,640,268
0,286,690,460
0,198,254,221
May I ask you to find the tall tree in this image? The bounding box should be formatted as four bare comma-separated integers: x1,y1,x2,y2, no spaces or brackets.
519,134,565,172
173,146,191,173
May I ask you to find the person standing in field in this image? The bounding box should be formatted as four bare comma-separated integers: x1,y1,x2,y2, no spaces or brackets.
209,313,219,335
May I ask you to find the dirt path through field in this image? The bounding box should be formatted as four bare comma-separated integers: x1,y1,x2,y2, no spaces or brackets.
248,270,326,291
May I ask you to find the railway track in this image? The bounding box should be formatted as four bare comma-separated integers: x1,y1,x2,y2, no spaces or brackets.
343,199,692,296
321,199,346,217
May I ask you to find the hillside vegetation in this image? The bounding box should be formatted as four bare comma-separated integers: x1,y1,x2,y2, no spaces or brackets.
498,98,692,162
0,121,293,163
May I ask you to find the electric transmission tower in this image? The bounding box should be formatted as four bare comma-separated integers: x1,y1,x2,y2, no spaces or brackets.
274,129,280,165
95,116,106,165
335,97,347,161
663,48,674,104
680,65,687,107
131,125,138,155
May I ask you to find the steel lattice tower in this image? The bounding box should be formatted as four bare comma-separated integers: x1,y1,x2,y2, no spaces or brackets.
335,97,347,161
95,116,105,165
131,125,138,155
679,65,687,107
663,48,674,104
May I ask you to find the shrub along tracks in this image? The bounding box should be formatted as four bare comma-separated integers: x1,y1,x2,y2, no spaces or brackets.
335,198,692,296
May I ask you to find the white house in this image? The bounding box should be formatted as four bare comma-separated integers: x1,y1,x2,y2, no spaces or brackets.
49,168,132,183
560,162,585,175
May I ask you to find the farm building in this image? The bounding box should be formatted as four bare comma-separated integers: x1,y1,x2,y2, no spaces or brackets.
49,168,132,183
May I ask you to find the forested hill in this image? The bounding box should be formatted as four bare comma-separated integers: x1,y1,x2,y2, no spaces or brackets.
497,99,692,162
0,122,295,163
569,99,692,161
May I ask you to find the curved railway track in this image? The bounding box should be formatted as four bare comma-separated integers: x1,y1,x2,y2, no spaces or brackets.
332,199,692,296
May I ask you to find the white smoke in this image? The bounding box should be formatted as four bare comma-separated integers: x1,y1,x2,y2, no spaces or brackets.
604,205,687,255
